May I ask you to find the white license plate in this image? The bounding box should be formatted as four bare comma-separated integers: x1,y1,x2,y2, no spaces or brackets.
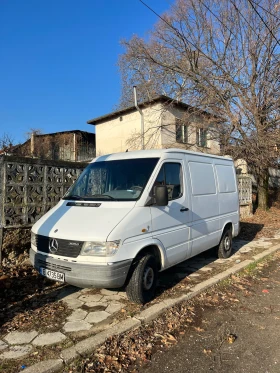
39,267,65,282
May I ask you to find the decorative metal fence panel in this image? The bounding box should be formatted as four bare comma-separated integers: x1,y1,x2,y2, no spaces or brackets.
0,156,87,229
237,175,252,206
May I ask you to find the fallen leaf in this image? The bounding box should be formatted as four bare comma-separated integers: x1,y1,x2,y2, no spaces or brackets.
226,334,237,344
203,349,212,355
154,333,165,339
166,333,177,342
193,327,204,332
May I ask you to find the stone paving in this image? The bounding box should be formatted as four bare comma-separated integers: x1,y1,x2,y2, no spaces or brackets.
1,232,280,363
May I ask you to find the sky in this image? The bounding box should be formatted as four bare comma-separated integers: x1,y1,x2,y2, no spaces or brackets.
0,0,171,144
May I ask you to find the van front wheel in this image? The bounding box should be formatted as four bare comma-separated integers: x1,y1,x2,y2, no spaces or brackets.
126,254,158,304
218,228,233,259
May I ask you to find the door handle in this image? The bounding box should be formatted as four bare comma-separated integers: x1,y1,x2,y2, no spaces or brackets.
180,207,189,212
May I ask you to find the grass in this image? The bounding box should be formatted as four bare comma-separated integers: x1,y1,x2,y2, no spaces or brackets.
213,254,275,291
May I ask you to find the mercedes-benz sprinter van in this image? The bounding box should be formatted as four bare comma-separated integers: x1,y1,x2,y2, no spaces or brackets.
30,149,239,304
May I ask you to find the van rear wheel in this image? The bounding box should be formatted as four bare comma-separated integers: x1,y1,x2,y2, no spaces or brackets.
126,254,158,304
218,228,233,259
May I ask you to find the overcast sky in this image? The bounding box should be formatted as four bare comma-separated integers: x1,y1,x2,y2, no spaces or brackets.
0,0,171,143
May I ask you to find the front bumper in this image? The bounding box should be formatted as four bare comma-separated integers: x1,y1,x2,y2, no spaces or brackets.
30,247,132,288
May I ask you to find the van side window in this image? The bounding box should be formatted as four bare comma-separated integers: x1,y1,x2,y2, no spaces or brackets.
154,163,182,200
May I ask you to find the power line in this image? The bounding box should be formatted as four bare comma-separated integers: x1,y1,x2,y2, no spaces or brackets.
200,0,234,35
247,0,280,47
138,1,214,68
201,0,271,71
228,0,276,59
203,0,269,54
140,0,272,73
138,0,241,105
249,0,280,23
138,0,188,46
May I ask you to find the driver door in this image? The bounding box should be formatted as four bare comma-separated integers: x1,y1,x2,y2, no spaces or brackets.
150,159,192,266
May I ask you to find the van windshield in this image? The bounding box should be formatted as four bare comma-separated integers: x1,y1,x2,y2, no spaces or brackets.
63,158,159,201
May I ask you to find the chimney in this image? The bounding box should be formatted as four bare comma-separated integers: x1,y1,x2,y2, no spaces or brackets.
30,132,35,156
73,133,77,161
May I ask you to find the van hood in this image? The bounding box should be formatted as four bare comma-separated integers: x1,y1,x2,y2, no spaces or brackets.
32,200,135,241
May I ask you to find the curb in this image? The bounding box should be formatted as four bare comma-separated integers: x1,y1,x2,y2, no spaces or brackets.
21,244,280,373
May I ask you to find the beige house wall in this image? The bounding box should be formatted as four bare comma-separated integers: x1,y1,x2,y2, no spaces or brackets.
95,104,163,155
95,103,220,156
161,106,220,155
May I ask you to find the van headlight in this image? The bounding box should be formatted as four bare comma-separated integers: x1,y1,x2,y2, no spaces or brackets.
31,231,37,247
80,240,120,257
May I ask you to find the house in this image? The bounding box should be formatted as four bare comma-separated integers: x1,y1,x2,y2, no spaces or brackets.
87,95,220,156
12,130,95,161
0,144,20,156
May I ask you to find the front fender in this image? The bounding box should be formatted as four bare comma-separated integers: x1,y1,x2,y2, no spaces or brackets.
121,236,168,270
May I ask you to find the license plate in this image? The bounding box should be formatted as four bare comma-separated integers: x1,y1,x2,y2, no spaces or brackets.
39,267,65,282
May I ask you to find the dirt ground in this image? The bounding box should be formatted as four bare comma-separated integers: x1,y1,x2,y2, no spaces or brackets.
140,253,280,373
60,252,280,373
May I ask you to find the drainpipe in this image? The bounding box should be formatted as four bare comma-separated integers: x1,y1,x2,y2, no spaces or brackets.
133,86,144,150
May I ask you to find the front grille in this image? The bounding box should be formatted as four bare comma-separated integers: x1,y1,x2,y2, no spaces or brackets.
36,235,83,258
37,259,72,272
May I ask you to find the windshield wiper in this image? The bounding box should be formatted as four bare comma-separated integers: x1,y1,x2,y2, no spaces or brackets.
63,195,85,201
91,194,115,200
63,194,116,201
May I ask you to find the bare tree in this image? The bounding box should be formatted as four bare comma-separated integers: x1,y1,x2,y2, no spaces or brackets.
119,0,280,210
25,128,43,140
0,133,15,154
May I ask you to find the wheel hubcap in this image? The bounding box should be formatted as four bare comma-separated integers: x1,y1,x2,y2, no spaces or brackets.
224,236,231,251
143,267,154,290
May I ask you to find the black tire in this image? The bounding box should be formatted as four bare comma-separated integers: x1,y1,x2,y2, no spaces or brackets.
126,254,158,304
218,227,233,259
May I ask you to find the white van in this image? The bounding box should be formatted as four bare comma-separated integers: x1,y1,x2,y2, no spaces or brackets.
30,149,239,304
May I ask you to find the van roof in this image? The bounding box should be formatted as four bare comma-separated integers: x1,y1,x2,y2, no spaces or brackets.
92,148,232,163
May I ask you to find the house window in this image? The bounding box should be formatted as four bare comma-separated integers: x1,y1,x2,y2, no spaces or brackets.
196,128,207,147
176,120,188,144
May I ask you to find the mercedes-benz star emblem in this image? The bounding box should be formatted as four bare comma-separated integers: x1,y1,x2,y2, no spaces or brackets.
49,238,59,253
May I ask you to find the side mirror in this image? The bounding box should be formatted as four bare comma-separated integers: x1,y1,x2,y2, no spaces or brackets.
154,185,168,206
